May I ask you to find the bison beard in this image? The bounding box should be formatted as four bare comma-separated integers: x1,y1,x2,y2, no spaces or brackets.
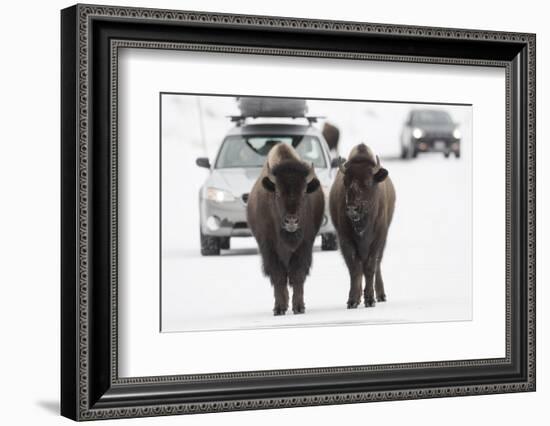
247,144,324,315
329,143,396,309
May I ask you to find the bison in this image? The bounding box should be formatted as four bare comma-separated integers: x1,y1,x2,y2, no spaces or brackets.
322,122,340,153
247,143,324,315
329,143,395,308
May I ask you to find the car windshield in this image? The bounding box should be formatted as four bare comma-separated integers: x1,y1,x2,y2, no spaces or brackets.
215,135,327,169
411,110,453,125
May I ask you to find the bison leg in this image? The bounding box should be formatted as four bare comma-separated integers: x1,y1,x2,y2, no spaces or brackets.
290,279,305,314
363,257,377,307
288,245,312,314
375,259,387,302
272,275,289,316
340,239,362,308
260,244,289,315
347,262,363,309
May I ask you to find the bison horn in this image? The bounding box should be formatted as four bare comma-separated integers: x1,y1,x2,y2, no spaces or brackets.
266,161,276,184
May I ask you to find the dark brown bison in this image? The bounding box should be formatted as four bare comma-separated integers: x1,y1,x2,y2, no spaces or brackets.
322,122,340,153
247,143,324,315
329,143,395,308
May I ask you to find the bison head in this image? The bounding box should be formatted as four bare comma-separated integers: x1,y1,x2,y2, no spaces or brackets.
262,160,320,235
339,149,388,235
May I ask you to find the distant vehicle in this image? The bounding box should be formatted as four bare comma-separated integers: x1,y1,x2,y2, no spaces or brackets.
400,109,462,159
195,98,339,256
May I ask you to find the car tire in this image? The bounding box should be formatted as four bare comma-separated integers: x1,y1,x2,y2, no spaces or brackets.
444,152,450,158
400,146,407,159
200,230,221,256
406,143,414,160
220,237,230,250
455,151,461,159
321,233,338,251
411,149,418,158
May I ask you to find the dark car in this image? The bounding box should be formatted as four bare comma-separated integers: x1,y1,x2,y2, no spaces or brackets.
400,109,462,159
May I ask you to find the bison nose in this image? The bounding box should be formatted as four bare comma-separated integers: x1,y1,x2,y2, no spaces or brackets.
283,215,299,226
346,205,360,221
346,205,358,215
282,215,299,232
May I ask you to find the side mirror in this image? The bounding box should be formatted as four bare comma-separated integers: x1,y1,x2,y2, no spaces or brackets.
196,157,211,169
330,157,345,168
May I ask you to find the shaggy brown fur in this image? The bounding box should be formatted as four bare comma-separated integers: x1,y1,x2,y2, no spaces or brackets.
247,144,324,315
322,122,340,152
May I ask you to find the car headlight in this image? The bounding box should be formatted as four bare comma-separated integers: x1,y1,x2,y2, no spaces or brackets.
412,128,424,139
453,128,462,139
205,187,235,203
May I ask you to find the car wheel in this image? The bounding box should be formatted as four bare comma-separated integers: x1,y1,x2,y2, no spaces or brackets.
444,152,450,158
200,230,221,255
400,146,407,159
406,143,414,160
455,151,461,159
220,237,230,250
321,233,338,251
411,149,418,158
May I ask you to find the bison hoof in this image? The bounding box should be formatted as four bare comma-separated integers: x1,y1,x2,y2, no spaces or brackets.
293,306,305,314
347,301,360,309
377,294,387,302
273,307,287,316
364,298,376,308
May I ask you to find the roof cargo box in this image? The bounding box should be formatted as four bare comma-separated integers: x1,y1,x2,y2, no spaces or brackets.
237,97,308,118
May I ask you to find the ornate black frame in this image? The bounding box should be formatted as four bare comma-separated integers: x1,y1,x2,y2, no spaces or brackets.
61,3,536,421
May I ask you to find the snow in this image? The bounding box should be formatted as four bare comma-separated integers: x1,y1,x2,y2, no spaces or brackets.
161,95,472,333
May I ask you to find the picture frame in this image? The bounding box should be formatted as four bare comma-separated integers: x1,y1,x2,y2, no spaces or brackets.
61,3,536,421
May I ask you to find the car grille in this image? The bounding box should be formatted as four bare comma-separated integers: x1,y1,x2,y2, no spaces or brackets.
233,222,249,229
241,193,249,204
425,131,451,139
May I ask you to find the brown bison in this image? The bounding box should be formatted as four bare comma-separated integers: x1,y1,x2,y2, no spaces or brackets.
247,143,324,315
329,144,395,308
322,122,340,153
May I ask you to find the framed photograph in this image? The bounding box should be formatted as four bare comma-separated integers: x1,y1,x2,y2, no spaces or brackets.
61,4,536,421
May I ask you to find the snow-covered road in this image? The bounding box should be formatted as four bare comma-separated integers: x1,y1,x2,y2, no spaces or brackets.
161,156,471,333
